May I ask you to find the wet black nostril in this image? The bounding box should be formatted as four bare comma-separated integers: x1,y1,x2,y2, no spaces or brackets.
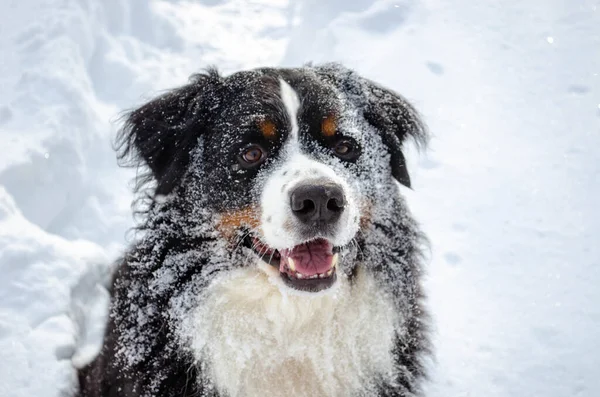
295,199,316,215
327,198,344,213
289,181,346,224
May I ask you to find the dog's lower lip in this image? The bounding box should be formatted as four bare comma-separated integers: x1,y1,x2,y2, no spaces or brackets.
281,270,337,292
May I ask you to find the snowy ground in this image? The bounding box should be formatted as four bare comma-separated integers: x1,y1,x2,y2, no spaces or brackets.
0,0,599,396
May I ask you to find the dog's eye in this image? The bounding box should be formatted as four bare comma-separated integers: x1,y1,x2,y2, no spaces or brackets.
239,144,267,168
333,139,360,161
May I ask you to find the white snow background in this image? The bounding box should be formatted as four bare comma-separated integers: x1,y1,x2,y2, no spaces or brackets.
0,0,599,396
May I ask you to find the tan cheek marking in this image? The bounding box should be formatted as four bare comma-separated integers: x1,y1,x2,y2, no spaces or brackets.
321,115,337,137
359,200,374,231
216,206,262,242
259,119,277,140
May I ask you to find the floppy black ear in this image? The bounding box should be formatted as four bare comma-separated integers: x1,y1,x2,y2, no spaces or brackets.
361,79,427,188
117,70,221,195
314,64,428,188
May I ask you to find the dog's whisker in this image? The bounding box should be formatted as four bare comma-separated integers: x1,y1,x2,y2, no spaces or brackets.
267,250,276,266
351,237,365,259
233,231,251,251
232,226,260,252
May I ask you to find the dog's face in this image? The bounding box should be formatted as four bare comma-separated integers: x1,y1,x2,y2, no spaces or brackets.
120,64,426,293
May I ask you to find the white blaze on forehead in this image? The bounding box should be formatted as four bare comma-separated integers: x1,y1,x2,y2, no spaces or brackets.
279,78,300,141
258,79,360,252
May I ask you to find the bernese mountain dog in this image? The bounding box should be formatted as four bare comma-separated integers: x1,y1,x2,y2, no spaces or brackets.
76,63,430,397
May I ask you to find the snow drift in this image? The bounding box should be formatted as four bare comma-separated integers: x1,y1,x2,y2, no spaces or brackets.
0,0,598,396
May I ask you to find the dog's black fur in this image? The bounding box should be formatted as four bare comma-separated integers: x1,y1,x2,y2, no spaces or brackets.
77,64,430,397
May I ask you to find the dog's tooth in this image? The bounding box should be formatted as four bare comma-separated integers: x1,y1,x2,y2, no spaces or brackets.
331,253,339,268
296,273,304,279
310,274,318,279
326,269,333,277
288,257,296,272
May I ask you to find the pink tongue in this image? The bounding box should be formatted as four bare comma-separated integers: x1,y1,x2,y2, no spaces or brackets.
280,239,334,276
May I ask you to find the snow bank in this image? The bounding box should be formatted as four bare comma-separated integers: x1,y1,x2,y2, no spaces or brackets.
0,0,289,395
1,0,599,396
281,1,600,395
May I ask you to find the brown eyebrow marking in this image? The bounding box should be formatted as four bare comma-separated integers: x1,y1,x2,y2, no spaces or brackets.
259,119,277,140
321,115,337,137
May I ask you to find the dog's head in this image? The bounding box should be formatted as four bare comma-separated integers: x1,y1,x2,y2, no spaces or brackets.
119,64,427,293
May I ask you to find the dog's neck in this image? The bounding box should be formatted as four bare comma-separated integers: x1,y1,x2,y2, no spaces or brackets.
185,263,400,397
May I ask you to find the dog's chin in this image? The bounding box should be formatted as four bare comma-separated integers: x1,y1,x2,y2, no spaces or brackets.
244,234,344,293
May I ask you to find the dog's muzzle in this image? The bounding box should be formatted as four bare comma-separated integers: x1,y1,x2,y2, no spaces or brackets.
250,170,357,293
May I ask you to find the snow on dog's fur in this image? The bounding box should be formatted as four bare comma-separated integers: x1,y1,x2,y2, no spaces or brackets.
76,63,431,397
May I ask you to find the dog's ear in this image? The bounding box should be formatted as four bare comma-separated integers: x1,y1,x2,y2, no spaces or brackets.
315,64,428,188
361,79,427,188
117,70,221,195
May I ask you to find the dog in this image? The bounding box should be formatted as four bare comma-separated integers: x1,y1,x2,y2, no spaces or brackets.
76,63,430,397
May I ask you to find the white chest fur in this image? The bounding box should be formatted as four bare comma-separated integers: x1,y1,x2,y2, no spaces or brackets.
188,266,399,397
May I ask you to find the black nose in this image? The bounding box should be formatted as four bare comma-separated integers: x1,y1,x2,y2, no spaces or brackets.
290,182,346,224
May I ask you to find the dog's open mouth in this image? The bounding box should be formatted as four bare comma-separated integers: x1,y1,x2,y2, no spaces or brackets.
245,235,338,292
